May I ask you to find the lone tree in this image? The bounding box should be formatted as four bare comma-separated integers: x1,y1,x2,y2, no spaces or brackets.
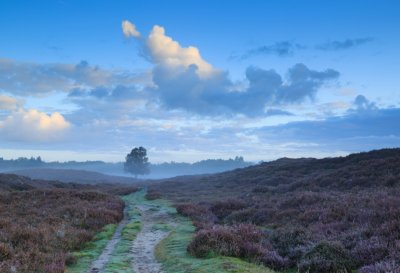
124,147,150,178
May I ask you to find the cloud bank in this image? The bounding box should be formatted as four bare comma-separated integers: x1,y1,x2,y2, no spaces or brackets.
0,109,70,142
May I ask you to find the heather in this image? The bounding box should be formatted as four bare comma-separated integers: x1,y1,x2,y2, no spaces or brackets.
153,148,400,272
0,174,138,273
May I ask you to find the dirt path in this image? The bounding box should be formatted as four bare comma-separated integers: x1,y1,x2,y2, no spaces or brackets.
84,193,174,273
87,208,129,273
131,204,173,273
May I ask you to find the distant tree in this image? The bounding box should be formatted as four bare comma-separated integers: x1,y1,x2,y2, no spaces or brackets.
124,147,150,178
234,156,244,162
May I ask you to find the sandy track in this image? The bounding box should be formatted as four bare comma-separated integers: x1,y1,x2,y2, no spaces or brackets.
86,208,129,273
131,204,172,273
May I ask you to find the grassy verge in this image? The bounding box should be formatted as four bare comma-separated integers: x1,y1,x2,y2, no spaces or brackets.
67,223,118,273
103,194,142,273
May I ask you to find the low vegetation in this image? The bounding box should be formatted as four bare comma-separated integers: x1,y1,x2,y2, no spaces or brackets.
67,223,118,272
152,148,400,272
148,193,273,273
2,148,399,272
0,174,138,273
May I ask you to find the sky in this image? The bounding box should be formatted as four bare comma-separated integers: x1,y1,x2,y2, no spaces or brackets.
0,0,399,163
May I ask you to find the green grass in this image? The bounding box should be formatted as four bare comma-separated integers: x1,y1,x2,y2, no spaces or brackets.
102,221,141,273
67,223,118,273
152,222,172,232
103,194,142,273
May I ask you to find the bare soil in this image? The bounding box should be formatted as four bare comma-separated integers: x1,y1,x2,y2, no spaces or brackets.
131,204,173,273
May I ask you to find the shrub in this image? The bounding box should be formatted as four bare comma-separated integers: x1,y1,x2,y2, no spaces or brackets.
358,261,400,273
210,199,247,219
65,252,77,266
176,203,207,218
351,237,388,266
145,189,162,200
0,189,124,272
270,226,311,257
239,242,289,270
105,185,139,195
298,241,354,273
0,242,12,261
251,208,275,225
187,224,289,269
225,208,256,224
187,224,263,257
176,203,216,229
187,225,241,258
261,250,289,271
240,241,265,261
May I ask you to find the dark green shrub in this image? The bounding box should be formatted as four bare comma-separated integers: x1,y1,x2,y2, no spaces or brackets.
299,241,354,273
271,226,311,257
0,242,12,261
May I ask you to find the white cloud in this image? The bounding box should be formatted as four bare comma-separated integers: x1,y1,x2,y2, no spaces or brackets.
122,20,141,38
147,25,215,77
0,108,70,142
0,95,20,110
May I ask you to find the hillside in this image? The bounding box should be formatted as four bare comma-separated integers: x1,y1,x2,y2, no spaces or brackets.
156,148,400,200
152,148,400,272
0,172,139,195
6,168,137,185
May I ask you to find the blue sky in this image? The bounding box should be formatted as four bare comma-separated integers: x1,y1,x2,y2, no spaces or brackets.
0,0,399,162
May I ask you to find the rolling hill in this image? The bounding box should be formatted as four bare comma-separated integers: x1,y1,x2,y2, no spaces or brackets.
6,168,137,185
152,148,400,272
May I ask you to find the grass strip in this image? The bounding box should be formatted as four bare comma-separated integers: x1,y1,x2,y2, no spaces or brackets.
103,194,142,273
67,223,117,273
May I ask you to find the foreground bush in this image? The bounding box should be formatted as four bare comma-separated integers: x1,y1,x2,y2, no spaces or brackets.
270,226,311,258
0,189,124,273
187,225,243,258
298,241,354,273
358,261,400,273
187,224,288,270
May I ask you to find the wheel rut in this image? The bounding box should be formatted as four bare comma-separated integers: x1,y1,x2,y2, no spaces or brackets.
131,204,173,273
